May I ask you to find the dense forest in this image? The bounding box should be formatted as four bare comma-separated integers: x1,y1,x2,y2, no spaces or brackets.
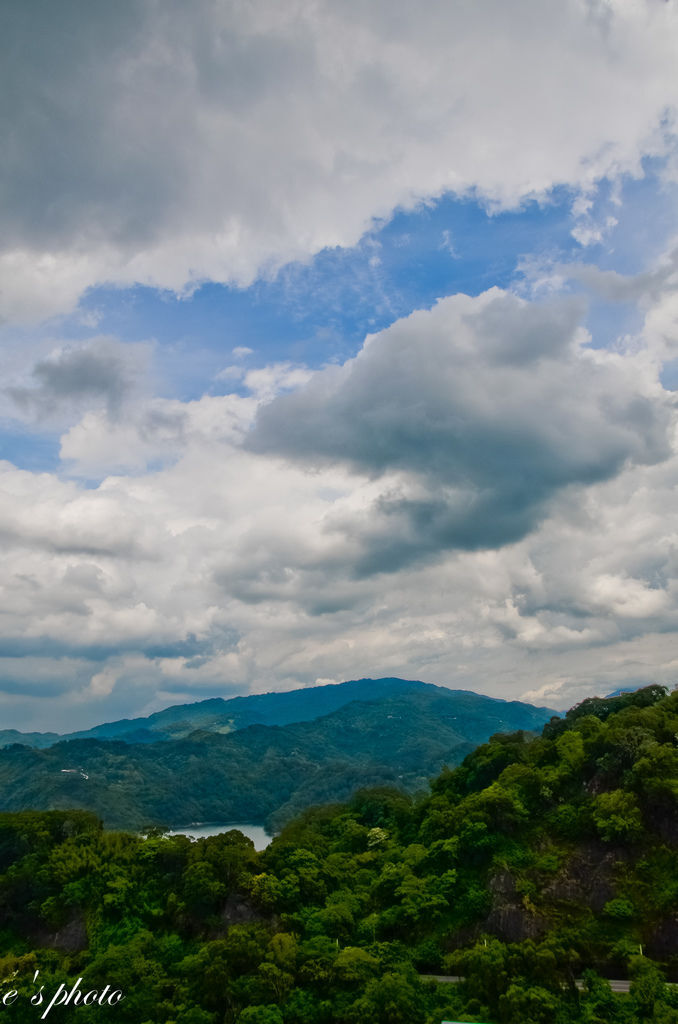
0,684,552,831
1,684,677,1022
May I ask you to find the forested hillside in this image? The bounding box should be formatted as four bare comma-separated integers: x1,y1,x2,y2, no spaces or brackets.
0,687,553,830
0,685,677,1022
0,677,553,748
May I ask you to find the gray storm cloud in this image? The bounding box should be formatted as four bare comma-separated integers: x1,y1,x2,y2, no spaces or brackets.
6,338,153,423
248,290,672,572
1,0,677,320
0,289,676,729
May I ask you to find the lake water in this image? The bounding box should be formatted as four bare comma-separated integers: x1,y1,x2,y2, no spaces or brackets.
167,822,272,850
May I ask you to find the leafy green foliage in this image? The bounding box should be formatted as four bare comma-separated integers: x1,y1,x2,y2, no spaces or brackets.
0,688,553,831
0,684,676,1022
0,677,555,748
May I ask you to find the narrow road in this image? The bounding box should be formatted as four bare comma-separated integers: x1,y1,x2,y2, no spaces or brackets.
420,974,632,993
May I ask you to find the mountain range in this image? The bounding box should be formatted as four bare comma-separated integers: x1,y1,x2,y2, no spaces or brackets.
0,677,555,830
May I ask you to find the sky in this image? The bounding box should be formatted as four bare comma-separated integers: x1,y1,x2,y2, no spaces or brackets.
2,0,678,732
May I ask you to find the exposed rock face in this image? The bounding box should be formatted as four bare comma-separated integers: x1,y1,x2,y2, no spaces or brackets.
484,869,547,942
647,916,678,958
52,914,88,952
652,812,678,845
485,901,547,942
220,892,264,927
31,913,88,952
482,843,630,943
489,870,517,899
542,843,623,913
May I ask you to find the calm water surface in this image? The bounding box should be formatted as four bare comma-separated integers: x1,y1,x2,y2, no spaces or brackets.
168,822,271,850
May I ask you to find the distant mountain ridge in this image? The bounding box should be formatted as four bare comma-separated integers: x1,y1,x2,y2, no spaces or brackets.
0,728,61,749
0,679,556,830
0,676,555,749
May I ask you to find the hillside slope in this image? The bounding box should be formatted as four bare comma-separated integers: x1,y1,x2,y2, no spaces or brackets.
0,676,554,748
0,687,553,829
0,686,676,1023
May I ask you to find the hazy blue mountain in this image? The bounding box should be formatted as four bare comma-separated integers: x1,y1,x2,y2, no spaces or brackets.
0,728,61,750
605,686,645,698
0,684,556,830
0,677,555,748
